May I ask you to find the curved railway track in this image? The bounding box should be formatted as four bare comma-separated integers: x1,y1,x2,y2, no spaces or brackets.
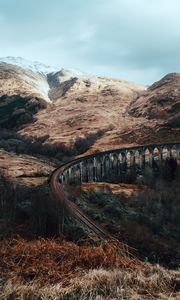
50,142,180,240
50,163,112,239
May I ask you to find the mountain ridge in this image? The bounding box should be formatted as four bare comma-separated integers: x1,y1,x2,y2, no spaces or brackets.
0,56,179,155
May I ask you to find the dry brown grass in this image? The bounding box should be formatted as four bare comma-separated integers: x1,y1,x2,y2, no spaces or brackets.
0,239,140,285
1,266,180,300
0,239,179,299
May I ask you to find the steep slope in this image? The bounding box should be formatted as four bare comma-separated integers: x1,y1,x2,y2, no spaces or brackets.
0,57,179,156
0,57,147,151
0,60,52,128
20,74,146,151
128,73,180,128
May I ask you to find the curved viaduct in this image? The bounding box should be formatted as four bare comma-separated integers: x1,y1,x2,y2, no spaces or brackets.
50,143,180,239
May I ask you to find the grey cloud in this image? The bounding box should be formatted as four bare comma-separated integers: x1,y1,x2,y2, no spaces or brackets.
0,0,180,84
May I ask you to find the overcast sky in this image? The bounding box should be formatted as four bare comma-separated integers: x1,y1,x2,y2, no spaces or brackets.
0,0,180,84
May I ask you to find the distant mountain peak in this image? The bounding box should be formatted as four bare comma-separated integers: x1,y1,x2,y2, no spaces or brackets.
149,72,180,91
0,56,87,78
0,56,59,75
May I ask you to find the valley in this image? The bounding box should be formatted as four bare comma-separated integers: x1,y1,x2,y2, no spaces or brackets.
0,57,180,300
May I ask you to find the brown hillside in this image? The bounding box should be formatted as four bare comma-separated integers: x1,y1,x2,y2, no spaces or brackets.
128,73,180,130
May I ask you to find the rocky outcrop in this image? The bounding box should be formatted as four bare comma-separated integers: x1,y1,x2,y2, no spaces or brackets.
47,71,78,100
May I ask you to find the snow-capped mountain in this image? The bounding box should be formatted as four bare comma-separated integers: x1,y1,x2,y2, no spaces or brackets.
0,56,123,88
0,56,87,78
0,56,178,152
0,56,99,104
0,56,147,141
0,56,60,75
0,56,97,82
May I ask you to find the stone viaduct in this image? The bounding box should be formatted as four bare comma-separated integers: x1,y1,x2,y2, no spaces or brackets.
60,143,180,186
50,142,180,239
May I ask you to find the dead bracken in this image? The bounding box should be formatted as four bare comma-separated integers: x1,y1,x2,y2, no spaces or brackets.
0,238,141,285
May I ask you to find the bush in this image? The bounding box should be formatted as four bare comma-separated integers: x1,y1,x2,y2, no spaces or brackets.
89,192,110,208
103,203,125,219
63,217,88,241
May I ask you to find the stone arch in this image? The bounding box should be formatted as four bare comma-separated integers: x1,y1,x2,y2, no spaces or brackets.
125,150,135,168
110,153,119,179
130,150,136,167
162,145,170,160
153,147,160,161
176,144,180,157
126,151,131,167
79,161,87,183
111,153,119,170
104,155,111,178
171,145,178,159
64,169,70,184
118,152,126,163
144,148,151,164
96,157,103,181
69,165,76,184
73,164,81,184
135,150,141,167
118,152,127,172
83,160,89,182
87,159,94,182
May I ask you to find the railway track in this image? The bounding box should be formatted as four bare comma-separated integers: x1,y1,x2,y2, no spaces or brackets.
50,143,180,240
50,164,112,239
